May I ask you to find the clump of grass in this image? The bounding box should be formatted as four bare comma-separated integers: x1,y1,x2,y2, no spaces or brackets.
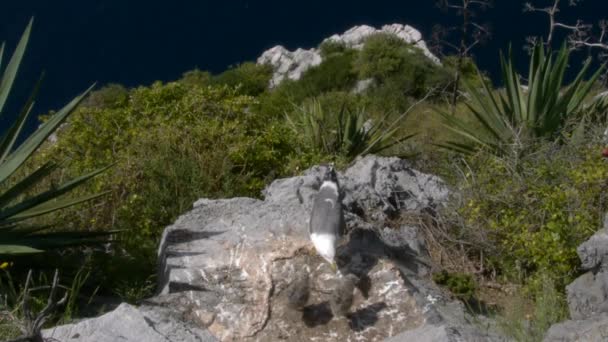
433,270,476,301
499,275,568,342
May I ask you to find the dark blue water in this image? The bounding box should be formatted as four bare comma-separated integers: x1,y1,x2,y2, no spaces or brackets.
1,0,607,124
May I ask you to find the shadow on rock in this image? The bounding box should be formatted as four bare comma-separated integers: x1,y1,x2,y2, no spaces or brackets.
339,227,427,278
355,274,372,299
165,229,226,244
348,302,387,332
302,302,333,327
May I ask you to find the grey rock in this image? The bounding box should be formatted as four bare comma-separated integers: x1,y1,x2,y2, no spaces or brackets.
385,324,476,342
329,273,358,317
42,303,217,342
153,155,497,341
258,23,440,88
544,314,608,342
285,268,310,311
323,24,440,64
353,78,375,94
567,271,608,320
341,155,449,222
256,45,322,88
45,156,501,341
545,216,608,341
577,227,608,271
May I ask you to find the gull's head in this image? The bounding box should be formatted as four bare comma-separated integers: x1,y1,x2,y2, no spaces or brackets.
322,164,339,184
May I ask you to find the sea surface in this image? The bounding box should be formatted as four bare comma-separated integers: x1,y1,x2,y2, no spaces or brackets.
1,0,607,124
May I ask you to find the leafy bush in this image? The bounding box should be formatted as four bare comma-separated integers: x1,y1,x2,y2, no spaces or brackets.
256,50,359,117
433,270,476,301
179,69,212,87
442,55,487,90
212,62,273,96
456,138,608,288
80,83,129,109
318,40,349,57
38,82,299,275
285,98,414,160
298,50,359,94
354,33,451,98
439,43,603,156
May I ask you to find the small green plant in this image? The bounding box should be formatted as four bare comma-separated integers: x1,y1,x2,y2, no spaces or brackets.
179,68,212,87
439,43,603,156
433,270,476,301
499,275,568,342
212,62,273,96
353,33,451,98
285,99,415,159
318,40,349,57
0,18,111,255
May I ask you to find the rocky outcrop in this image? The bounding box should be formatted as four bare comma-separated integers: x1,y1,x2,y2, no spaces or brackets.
256,46,322,88
43,303,217,342
323,24,439,64
544,215,608,341
257,24,440,88
44,156,505,341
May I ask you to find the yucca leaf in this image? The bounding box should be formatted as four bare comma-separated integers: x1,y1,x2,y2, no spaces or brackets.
0,18,32,114
8,191,110,222
0,161,57,207
0,224,52,235
439,42,599,156
0,18,113,255
0,74,43,164
0,83,95,184
0,165,110,221
0,43,5,73
0,244,42,255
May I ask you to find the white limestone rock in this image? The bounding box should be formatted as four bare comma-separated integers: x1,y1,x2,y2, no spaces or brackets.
256,45,322,88
258,23,440,88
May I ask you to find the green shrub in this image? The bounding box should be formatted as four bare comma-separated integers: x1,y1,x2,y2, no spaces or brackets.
298,50,358,94
212,62,273,96
285,98,414,160
456,139,608,288
81,84,129,109
355,33,411,80
442,55,487,90
353,33,451,98
179,69,212,87
433,270,476,301
256,51,359,118
318,40,349,57
499,274,568,342
31,82,300,298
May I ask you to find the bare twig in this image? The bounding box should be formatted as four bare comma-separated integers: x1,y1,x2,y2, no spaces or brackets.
6,270,68,342
434,0,493,110
525,0,608,83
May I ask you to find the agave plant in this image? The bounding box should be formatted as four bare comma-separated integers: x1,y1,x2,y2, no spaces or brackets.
0,19,111,255
438,43,603,156
286,99,414,159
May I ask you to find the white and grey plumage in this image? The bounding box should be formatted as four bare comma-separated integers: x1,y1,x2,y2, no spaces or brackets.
309,165,345,269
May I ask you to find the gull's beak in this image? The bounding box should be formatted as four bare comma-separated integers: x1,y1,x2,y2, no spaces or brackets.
330,261,338,272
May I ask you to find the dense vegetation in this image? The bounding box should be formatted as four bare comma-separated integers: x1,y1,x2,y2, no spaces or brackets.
1,22,607,342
